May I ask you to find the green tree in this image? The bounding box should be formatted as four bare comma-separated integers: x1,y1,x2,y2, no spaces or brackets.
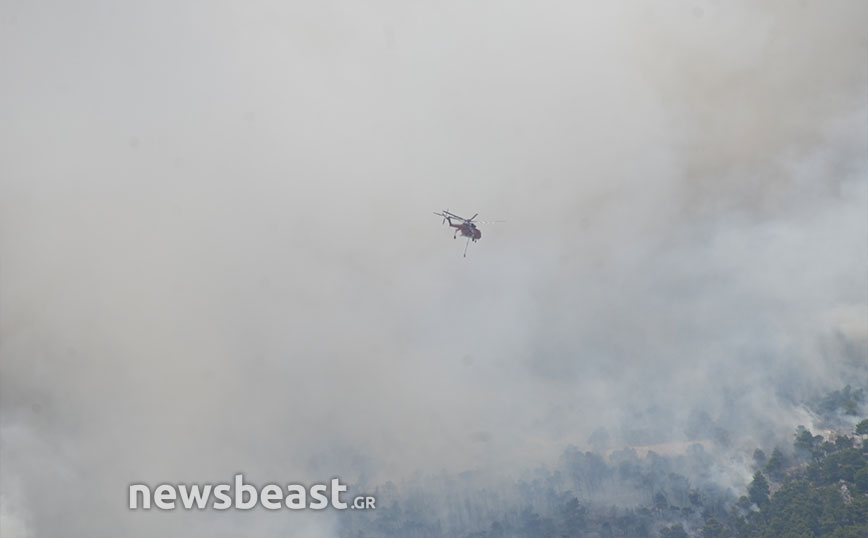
818,486,848,535
795,426,814,448
748,472,770,507
660,523,689,538
855,467,868,494
793,426,827,463
559,497,587,536
752,448,767,469
700,517,730,538
855,418,868,435
835,435,854,450
765,448,786,481
820,449,866,483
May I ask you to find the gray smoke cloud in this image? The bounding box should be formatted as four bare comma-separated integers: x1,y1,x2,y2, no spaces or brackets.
1,1,866,536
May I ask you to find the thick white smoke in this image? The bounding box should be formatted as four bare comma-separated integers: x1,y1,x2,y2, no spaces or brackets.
1,1,865,536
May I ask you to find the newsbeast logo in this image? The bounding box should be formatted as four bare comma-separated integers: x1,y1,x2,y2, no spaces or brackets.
129,475,375,511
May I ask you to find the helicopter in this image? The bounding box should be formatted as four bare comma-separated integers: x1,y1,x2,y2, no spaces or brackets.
433,210,502,257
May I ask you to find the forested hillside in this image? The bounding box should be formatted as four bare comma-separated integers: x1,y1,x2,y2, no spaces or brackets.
340,390,868,538
739,419,868,538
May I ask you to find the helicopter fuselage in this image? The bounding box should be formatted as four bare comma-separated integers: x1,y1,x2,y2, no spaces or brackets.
447,220,481,242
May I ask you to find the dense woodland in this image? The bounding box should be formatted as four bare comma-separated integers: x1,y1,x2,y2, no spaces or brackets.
339,387,868,537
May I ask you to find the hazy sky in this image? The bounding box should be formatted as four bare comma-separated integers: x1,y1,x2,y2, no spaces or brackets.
1,1,866,536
